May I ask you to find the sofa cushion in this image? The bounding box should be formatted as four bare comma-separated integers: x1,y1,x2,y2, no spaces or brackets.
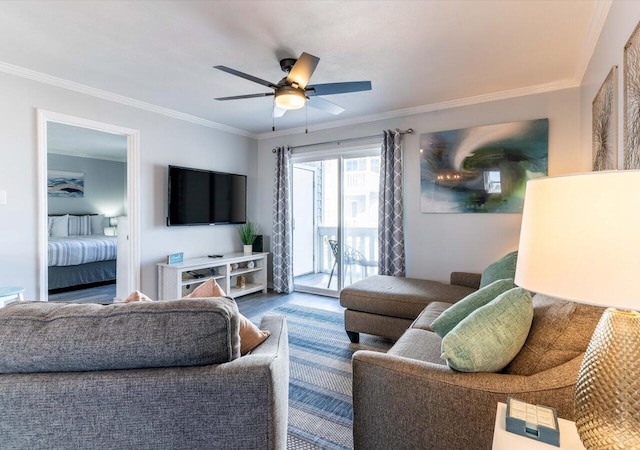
480,251,518,288
388,328,446,366
431,278,515,337
340,275,476,320
0,298,241,374
441,287,533,372
411,302,453,331
503,294,605,376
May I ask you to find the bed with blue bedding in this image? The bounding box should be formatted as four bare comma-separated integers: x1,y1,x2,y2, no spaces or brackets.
47,214,118,291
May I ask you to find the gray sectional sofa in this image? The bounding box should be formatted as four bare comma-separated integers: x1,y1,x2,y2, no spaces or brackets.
0,298,289,450
351,292,604,450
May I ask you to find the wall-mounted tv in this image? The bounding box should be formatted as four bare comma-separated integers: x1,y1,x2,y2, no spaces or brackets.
167,165,247,226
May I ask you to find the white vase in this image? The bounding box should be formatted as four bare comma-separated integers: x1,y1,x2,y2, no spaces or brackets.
243,244,253,254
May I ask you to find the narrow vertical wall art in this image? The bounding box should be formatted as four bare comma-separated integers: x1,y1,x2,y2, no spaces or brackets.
624,22,640,169
593,66,618,171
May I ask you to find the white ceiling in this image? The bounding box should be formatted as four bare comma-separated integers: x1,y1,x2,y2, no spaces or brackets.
0,1,603,136
48,122,127,161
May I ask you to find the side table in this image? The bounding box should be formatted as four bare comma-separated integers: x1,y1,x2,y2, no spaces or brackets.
0,287,25,307
493,402,586,450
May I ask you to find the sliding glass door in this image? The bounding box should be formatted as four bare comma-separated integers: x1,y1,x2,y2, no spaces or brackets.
341,155,379,288
292,148,379,297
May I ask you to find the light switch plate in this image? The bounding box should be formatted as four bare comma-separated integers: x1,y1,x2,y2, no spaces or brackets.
0,190,6,205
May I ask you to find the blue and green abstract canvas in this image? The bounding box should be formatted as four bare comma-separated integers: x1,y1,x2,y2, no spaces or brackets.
420,119,548,213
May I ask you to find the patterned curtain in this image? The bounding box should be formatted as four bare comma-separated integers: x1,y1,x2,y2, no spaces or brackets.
272,146,293,293
378,130,405,277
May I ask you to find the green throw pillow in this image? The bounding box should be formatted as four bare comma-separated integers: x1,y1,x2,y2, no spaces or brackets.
431,278,516,338
480,251,518,288
440,287,533,373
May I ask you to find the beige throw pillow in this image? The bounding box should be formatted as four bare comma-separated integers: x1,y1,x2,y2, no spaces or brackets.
184,279,270,355
238,315,270,355
122,290,154,303
185,278,227,298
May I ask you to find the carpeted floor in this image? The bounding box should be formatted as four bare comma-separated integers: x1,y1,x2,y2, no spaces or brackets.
253,304,392,450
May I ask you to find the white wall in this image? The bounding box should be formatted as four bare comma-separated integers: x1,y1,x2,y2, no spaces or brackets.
0,72,257,299
256,89,581,283
580,1,640,166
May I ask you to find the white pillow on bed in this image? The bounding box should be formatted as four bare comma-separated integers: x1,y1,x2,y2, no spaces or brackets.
50,215,69,237
68,215,91,236
90,214,105,235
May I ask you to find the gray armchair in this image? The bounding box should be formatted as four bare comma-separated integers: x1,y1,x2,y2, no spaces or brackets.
0,298,289,450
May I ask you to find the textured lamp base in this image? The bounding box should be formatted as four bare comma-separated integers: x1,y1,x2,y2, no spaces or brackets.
575,308,640,449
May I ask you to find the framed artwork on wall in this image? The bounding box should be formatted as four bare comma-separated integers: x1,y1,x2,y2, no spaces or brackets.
624,21,640,169
419,119,548,214
592,66,618,171
47,170,84,198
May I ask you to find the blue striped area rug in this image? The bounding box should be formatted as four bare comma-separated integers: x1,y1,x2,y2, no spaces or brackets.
259,304,392,450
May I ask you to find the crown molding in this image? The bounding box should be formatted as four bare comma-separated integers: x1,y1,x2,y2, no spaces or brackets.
572,0,613,84
257,79,577,140
0,61,257,139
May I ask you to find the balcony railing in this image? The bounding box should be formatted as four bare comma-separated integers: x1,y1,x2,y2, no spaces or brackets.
316,226,378,273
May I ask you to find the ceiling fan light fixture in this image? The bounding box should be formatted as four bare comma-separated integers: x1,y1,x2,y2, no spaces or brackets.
275,86,306,110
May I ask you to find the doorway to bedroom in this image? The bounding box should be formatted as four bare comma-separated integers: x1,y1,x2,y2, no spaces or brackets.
46,124,126,302
37,110,140,302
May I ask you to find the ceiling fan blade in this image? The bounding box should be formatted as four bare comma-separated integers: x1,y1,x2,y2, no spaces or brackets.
273,105,287,118
213,65,278,89
306,81,372,96
215,93,274,101
307,96,345,115
286,52,320,89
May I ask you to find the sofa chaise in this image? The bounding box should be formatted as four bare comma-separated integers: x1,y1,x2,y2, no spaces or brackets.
340,272,482,342
339,252,519,342
0,298,289,450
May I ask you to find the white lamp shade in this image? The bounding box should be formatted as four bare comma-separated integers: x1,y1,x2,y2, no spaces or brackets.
515,170,640,310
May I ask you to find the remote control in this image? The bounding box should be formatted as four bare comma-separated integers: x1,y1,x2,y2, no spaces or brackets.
208,254,223,258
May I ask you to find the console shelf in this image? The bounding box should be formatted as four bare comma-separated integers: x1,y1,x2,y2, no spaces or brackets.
157,252,268,300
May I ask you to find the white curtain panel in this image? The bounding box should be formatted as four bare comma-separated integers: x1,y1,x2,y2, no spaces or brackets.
378,130,405,277
272,146,293,293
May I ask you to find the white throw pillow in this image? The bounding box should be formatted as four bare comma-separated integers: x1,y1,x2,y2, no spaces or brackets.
50,215,69,237
90,214,105,235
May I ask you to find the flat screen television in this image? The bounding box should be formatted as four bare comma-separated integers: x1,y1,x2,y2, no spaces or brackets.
167,165,247,226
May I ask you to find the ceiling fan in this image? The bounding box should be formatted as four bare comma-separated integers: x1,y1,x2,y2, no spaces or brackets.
213,52,372,118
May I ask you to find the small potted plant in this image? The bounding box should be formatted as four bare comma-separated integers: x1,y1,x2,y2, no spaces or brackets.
238,221,259,254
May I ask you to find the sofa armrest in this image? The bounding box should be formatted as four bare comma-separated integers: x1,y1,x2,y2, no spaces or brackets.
450,271,481,290
352,350,581,450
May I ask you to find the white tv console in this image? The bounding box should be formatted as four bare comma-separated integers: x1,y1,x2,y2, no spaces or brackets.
157,252,268,300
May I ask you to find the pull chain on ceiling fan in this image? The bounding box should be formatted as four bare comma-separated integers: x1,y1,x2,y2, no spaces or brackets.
213,52,372,118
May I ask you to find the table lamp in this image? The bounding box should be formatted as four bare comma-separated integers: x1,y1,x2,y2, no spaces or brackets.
515,171,640,449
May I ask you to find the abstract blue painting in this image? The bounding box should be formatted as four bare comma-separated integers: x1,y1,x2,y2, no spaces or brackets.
420,119,548,213
48,170,84,197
